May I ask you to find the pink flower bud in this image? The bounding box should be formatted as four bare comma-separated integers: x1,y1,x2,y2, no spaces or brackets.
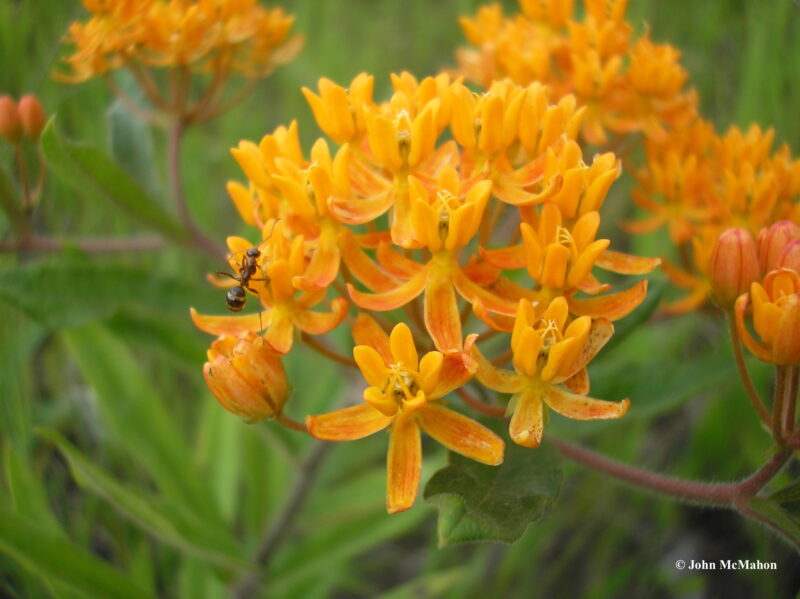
708,228,760,308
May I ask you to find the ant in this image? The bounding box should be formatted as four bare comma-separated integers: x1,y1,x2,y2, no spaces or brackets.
217,247,266,312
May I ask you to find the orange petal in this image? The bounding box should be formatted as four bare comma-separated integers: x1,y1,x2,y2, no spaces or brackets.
563,368,590,395
509,389,544,448
390,322,419,370
339,230,398,293
543,386,630,420
191,308,264,336
561,318,614,380
470,343,522,393
293,229,341,290
307,404,393,441
348,268,428,311
595,250,661,275
480,244,525,270
425,269,462,353
472,299,516,332
568,280,648,321
419,351,444,395
264,311,294,354
432,351,477,398
328,188,393,225
292,297,349,335
386,412,422,514
734,293,772,362
452,269,519,316
417,403,504,465
352,313,392,362
377,242,425,278
354,345,388,386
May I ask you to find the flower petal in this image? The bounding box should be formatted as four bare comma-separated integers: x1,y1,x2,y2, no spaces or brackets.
452,269,519,316
293,228,341,290
561,317,614,380
568,280,648,321
389,322,419,370
348,268,428,311
417,403,504,465
543,386,630,420
432,351,477,398
595,250,661,275
354,345,388,386
328,188,394,225
307,404,393,441
425,269,462,353
264,311,294,354
386,413,422,514
191,308,264,335
470,343,522,393
509,389,544,448
563,367,590,395
292,297,349,335
339,230,398,293
352,313,392,361
734,293,772,362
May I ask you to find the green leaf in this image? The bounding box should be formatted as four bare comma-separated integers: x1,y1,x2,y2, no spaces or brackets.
424,441,562,546
40,429,247,571
0,260,214,329
60,323,224,526
41,116,187,241
745,497,800,552
0,163,27,235
0,504,150,599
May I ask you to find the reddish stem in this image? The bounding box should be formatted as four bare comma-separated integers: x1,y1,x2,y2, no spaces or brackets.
728,316,771,426
456,387,506,417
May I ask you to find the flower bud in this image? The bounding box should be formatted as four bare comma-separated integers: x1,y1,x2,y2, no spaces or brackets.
708,228,760,308
756,221,800,274
18,94,46,140
777,241,800,274
0,95,21,144
203,333,290,421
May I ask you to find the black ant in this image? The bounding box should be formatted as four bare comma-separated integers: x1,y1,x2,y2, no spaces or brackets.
217,247,266,312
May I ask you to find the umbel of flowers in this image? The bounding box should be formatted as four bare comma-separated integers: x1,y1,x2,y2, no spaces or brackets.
192,72,658,513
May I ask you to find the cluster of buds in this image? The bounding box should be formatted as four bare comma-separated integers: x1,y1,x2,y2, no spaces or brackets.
192,72,659,512
0,94,46,144
455,0,696,145
57,0,302,123
630,120,800,313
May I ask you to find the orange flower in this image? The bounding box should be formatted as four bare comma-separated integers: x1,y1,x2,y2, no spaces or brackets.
191,221,348,354
735,269,800,366
471,298,629,448
203,332,289,422
307,320,504,513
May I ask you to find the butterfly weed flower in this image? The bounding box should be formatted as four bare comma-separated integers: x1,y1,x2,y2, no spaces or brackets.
307,319,504,513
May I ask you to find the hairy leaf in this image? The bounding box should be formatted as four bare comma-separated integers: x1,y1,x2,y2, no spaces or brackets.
424,440,562,546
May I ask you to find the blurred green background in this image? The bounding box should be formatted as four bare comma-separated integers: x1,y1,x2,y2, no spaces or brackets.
1,1,800,598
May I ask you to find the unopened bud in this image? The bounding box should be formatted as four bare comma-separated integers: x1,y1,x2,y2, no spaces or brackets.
203,333,290,422
0,95,20,144
756,220,800,274
18,94,46,140
708,228,760,308
777,240,800,274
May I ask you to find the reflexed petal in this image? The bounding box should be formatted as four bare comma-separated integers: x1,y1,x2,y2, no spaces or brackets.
386,413,422,514
339,230,398,293
543,386,630,420
453,269,519,316
509,390,544,448
472,299,516,332
293,231,341,290
470,343,522,393
563,368,590,395
560,318,614,380
328,188,394,225
431,352,476,398
307,404,393,441
480,244,525,270
595,250,661,275
377,242,425,278
264,311,294,354
352,313,392,362
292,297,349,335
774,296,800,365
425,270,462,353
354,345,388,386
734,294,772,362
418,404,504,465
568,280,648,321
191,308,264,335
348,269,428,311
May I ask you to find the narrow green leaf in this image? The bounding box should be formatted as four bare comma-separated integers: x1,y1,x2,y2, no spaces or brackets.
745,497,800,552
40,429,247,571
40,116,187,241
4,444,61,532
60,323,224,525
0,504,150,599
374,566,468,599
0,164,27,235
0,260,214,329
424,441,562,546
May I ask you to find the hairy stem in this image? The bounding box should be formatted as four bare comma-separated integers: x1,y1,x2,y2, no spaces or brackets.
729,316,771,426
0,235,163,253
301,332,358,368
457,387,506,417
551,438,791,506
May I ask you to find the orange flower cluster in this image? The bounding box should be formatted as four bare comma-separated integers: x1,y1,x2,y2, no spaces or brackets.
59,0,301,82
630,119,800,314
192,73,659,512
455,0,696,145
